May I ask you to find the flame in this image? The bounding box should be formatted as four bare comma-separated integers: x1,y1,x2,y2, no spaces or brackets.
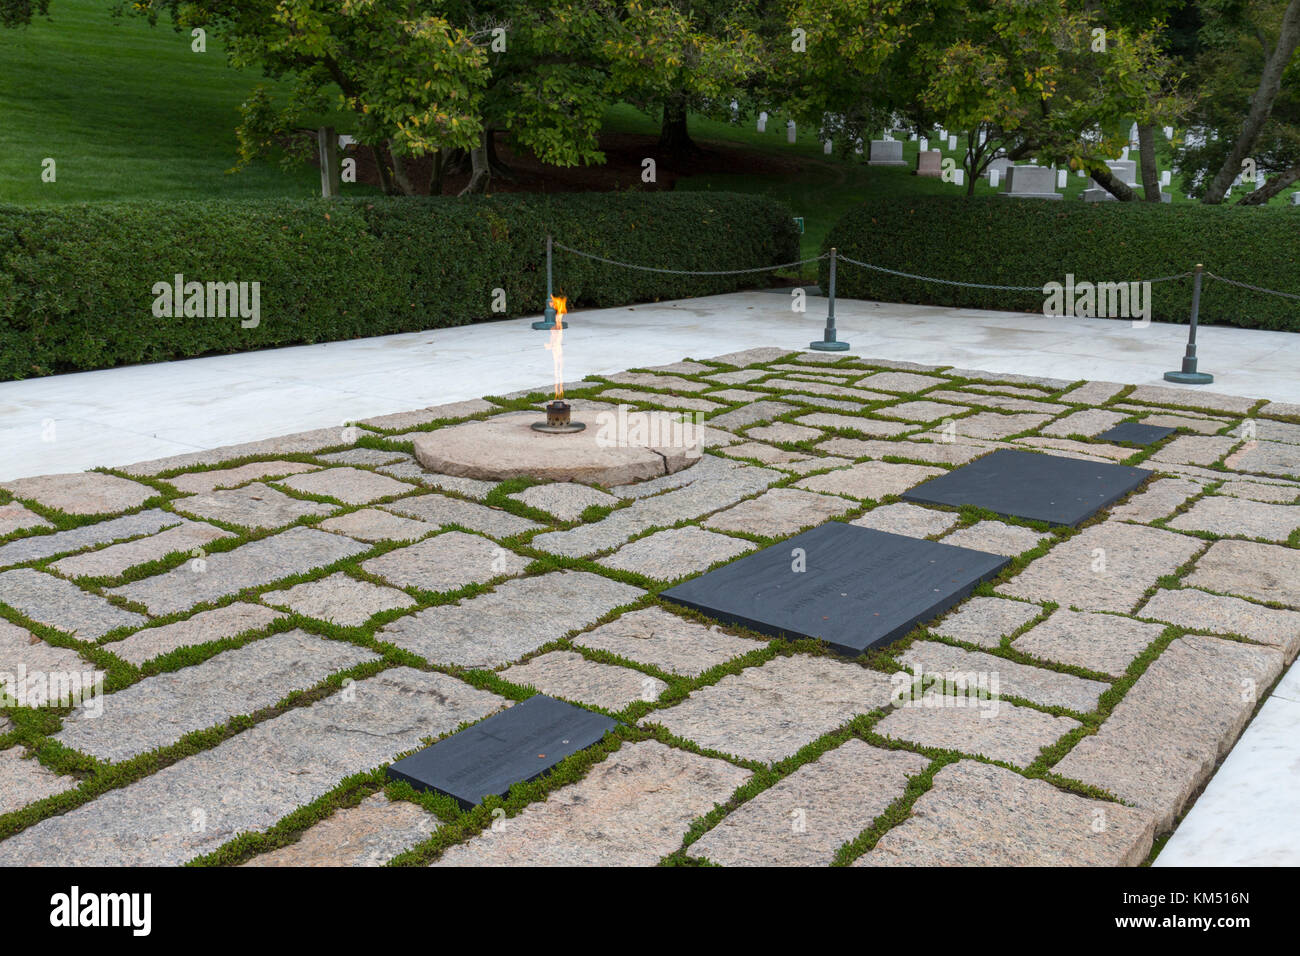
546,295,568,400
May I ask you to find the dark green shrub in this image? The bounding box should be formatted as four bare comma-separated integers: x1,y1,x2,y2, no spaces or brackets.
0,192,798,380
820,196,1300,331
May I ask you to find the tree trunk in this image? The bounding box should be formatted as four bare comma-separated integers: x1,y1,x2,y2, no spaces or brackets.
658,92,697,165
1137,123,1162,202
459,128,492,195
484,128,518,182
428,148,445,196
371,144,400,196
391,150,419,196
1091,166,1138,201
1237,163,1300,204
1204,0,1300,204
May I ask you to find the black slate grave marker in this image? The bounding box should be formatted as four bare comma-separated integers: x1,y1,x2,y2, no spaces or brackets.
387,695,617,808
902,448,1152,526
1093,422,1177,446
660,523,1009,657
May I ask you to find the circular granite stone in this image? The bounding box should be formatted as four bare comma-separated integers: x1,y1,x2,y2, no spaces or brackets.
413,411,702,487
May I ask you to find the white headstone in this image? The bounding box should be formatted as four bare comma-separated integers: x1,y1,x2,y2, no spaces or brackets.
867,140,907,166
1163,126,1174,140
953,168,965,186
730,99,739,116
937,128,947,140
337,134,355,149
978,129,987,145
787,120,797,143
1121,146,1130,160
1160,170,1172,187
985,156,1012,180
1129,122,1140,145
988,168,1001,188
1003,165,1062,199
757,112,767,133
1076,168,1087,178
1291,192,1300,205
1106,159,1139,186
947,134,958,150
909,131,917,141
1057,169,1068,189
918,137,928,152
854,138,863,155
823,140,832,155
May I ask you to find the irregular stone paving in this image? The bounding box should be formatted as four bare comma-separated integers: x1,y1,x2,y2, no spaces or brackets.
3,351,1296,867
107,526,369,615
379,572,644,668
500,650,667,710
55,630,379,761
0,669,503,866
433,740,751,866
857,761,1156,866
1054,634,1283,830
243,793,436,866
644,655,896,764
692,740,928,866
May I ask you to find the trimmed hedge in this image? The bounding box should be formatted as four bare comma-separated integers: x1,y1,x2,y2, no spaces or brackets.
0,192,798,380
820,196,1300,331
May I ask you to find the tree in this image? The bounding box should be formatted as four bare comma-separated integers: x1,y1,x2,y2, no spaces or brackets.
0,0,49,27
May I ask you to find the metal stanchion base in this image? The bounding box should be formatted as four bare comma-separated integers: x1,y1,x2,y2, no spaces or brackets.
809,339,850,351
1163,370,1214,384
532,309,561,331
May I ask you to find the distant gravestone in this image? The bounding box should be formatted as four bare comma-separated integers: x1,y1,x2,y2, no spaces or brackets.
918,137,929,152
903,449,1153,527
1106,159,1139,186
947,134,958,150
787,120,797,143
660,524,1010,656
823,140,833,155
387,695,617,808
1163,126,1174,140
757,111,767,133
1081,186,1117,202
1291,192,1300,205
1056,168,1068,189
868,140,907,166
1161,170,1172,187
984,156,1012,180
1003,164,1062,199
988,168,1001,188
915,150,942,178
854,138,864,155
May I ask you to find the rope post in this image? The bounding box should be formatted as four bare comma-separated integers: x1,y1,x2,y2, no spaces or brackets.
1163,263,1213,384
810,247,849,351
531,235,564,331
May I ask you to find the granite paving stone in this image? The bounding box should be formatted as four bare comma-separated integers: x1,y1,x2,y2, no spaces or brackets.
166,461,321,495
1260,400,1300,417
379,571,644,668
705,369,768,385
357,399,497,431
603,372,711,392
926,390,1068,414
1257,420,1300,445
361,531,526,592
931,597,1043,648
709,400,798,430
1140,588,1300,659
533,465,780,557
383,493,543,538
794,461,946,500
875,401,970,423
719,441,810,465
278,467,416,505
702,487,855,537
854,371,947,393
103,603,285,666
0,668,503,866
263,573,416,626
0,747,77,815
744,422,823,444
773,455,856,475
1168,495,1300,542
1137,413,1228,435
644,655,896,763
500,651,667,710
1012,609,1165,677
1054,634,1284,830
508,482,618,521
941,520,1048,557
857,761,1155,866
50,521,234,579
317,508,438,542
117,427,359,475
376,460,498,498
608,453,742,499
645,360,712,374
794,413,914,437
173,482,335,530
0,472,155,516
1014,437,1134,461
0,568,145,638
692,740,928,866
1150,436,1240,466
0,503,51,536
315,449,412,467
600,389,722,412
1216,480,1300,503
0,617,89,678
706,388,769,403
243,793,436,867
998,522,1204,613
762,379,892,402
1108,477,1202,523
850,502,960,538
598,527,756,581
1124,385,1256,415
1184,539,1300,607
56,629,380,761
1040,409,1129,438
942,411,1055,440
0,509,180,568
947,370,1071,389
432,740,750,866
108,526,369,616
1226,440,1300,479
1060,381,1128,405
900,641,1109,712
875,692,1080,766
816,437,989,465
573,606,761,677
